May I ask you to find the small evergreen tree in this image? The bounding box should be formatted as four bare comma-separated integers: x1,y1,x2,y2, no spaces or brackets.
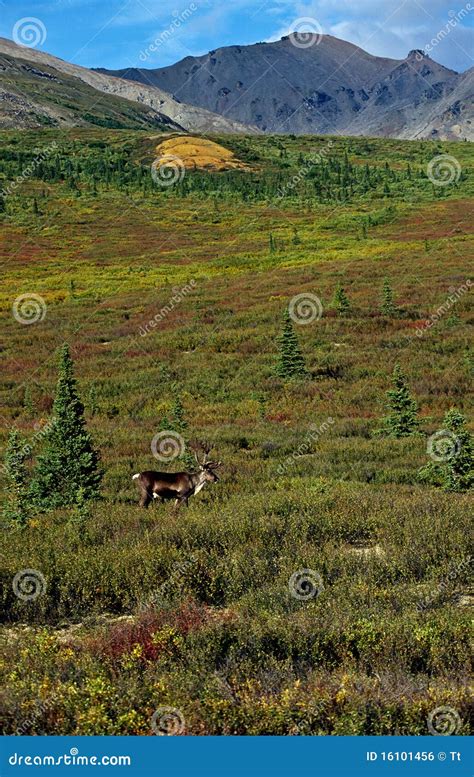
381,277,396,316
376,364,421,438
23,385,34,417
88,384,99,417
276,309,308,379
257,392,267,420
160,387,195,468
71,486,92,531
333,283,350,315
30,344,102,509
418,409,473,492
3,429,29,526
170,391,187,434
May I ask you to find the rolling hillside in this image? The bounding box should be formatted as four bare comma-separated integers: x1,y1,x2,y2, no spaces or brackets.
0,37,256,134
1,128,472,735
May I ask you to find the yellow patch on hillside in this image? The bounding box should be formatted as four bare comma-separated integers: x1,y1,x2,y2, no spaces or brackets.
154,136,249,172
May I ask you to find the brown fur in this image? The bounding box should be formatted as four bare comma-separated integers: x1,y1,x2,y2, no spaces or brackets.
133,465,219,509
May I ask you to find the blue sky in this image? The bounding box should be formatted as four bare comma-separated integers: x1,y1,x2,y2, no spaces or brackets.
1,0,472,72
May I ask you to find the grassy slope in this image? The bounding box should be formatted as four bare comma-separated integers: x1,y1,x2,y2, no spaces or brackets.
0,129,472,735
0,55,177,130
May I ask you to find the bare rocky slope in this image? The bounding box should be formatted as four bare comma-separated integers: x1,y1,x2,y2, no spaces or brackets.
0,37,256,134
98,34,473,140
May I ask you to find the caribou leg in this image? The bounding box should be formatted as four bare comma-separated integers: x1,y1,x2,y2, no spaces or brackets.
139,489,152,508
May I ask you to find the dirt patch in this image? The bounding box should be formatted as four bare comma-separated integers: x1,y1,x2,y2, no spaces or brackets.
455,590,474,608
154,136,250,172
346,544,385,559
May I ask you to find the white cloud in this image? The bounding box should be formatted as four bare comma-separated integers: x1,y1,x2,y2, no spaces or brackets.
266,0,473,69
44,0,473,71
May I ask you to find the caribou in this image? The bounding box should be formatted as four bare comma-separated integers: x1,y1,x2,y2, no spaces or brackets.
132,443,221,509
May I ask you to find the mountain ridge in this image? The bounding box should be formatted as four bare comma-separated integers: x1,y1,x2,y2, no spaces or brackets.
0,37,257,134
96,33,473,140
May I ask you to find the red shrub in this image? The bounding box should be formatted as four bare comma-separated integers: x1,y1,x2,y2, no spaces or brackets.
88,599,209,663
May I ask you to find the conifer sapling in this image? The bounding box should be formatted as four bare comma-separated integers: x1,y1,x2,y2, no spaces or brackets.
3,429,30,526
419,408,473,492
333,284,350,315
276,309,308,379
30,344,102,509
381,277,396,316
376,364,421,438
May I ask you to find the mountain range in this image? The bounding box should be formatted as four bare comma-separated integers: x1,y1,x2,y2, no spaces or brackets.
0,37,253,134
1,34,472,140
98,34,473,141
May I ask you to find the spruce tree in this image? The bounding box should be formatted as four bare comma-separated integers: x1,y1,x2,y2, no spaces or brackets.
276,309,308,379
23,385,34,417
333,283,350,315
381,277,396,316
30,344,102,509
170,390,186,434
376,364,421,438
419,409,473,492
439,409,473,491
160,386,194,469
173,391,194,467
3,429,29,526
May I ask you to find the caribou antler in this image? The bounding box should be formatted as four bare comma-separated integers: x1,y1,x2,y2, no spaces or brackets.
200,440,212,465
206,460,222,470
188,439,214,468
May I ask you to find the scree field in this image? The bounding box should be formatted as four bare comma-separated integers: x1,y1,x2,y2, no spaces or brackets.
1,129,472,735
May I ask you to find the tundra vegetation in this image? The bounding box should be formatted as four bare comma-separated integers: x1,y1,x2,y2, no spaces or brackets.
0,129,472,735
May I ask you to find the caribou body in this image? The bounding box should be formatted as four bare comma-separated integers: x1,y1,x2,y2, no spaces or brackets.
133,447,221,508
